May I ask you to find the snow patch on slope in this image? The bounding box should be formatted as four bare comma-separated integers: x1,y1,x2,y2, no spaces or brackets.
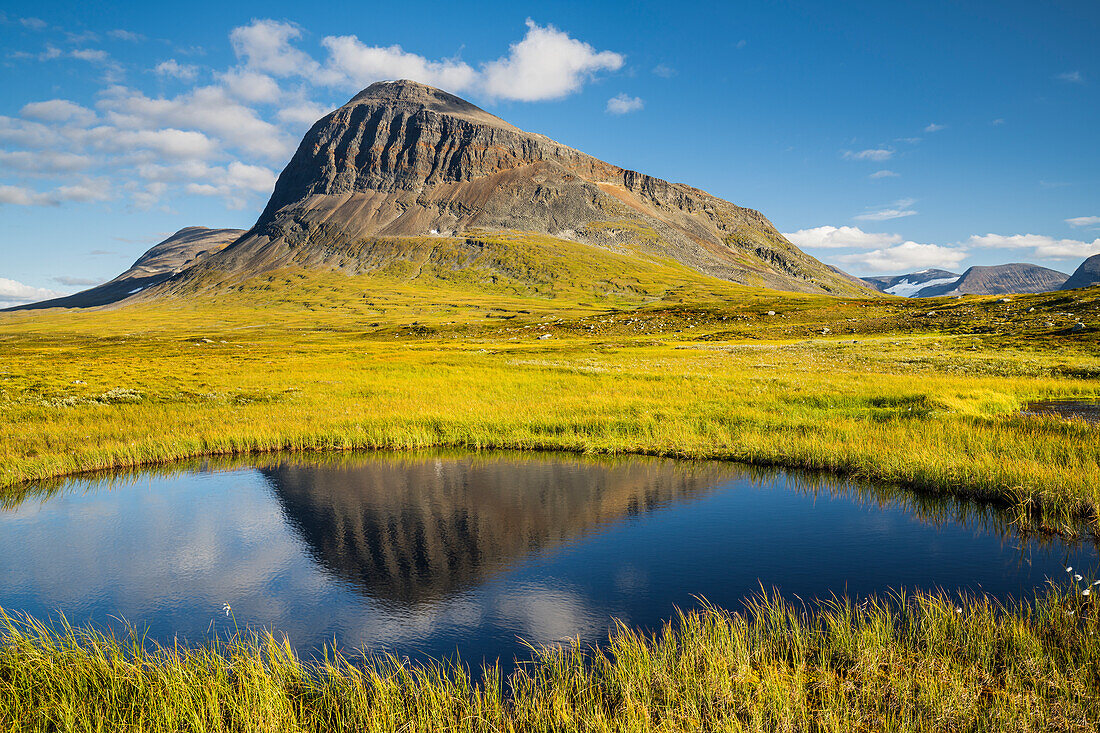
885,276,958,297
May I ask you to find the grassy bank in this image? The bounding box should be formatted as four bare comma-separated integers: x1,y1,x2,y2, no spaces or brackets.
2,583,1098,732
1,275,1099,528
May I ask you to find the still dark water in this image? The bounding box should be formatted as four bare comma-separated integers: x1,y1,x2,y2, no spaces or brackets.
1,452,1095,667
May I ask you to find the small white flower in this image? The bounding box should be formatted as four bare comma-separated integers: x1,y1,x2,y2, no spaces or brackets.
1076,574,1083,581
222,602,232,617
1084,589,1092,597
956,607,963,614
1067,611,1075,616
1067,567,1074,573
1093,580,1100,586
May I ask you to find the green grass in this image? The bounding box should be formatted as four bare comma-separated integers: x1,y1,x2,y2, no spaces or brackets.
2,582,1099,732
1,240,1099,530
3,232,1100,727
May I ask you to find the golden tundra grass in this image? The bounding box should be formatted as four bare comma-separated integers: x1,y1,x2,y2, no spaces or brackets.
1,259,1098,529
2,583,1099,732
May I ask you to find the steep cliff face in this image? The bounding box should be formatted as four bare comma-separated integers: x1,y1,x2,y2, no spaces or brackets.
199,80,868,296
1061,255,1100,291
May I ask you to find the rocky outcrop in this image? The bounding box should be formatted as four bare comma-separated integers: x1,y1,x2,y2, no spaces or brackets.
1060,254,1100,291
5,226,244,310
191,80,868,296
918,263,1069,297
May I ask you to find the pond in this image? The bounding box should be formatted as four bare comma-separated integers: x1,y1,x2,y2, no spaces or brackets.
0,451,1094,669
1022,399,1100,425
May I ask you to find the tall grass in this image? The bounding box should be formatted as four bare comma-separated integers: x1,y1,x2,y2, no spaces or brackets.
2,584,1098,731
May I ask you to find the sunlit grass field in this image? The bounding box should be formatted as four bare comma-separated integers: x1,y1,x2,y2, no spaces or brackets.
1,251,1098,529
2,236,1100,729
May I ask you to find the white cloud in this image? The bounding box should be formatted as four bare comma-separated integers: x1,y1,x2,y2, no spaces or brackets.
843,148,893,161
230,19,320,78
276,100,330,128
107,29,145,42
854,198,917,221
869,169,899,179
108,128,219,159
0,277,63,308
21,99,96,124
0,180,109,206
480,19,623,101
1066,216,1100,228
0,150,93,173
154,59,199,81
652,64,675,78
606,93,643,114
98,85,294,160
19,17,47,30
992,118,1005,126
784,225,902,249
217,69,280,102
835,241,968,274
966,233,1100,259
319,36,476,92
1055,70,1084,84
924,123,947,132
70,48,110,63
53,275,101,286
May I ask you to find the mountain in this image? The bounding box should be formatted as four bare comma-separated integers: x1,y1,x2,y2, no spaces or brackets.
5,226,244,311
917,263,1069,297
862,269,960,297
1060,254,1100,291
155,80,867,298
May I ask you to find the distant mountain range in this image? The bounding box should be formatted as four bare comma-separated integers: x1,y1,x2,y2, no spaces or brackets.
862,260,1100,297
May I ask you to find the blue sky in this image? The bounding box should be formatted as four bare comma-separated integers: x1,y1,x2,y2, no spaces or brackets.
1,0,1097,305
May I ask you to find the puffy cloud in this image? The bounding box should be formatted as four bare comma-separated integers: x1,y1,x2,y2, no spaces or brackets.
481,20,623,101
0,150,93,173
0,180,109,206
835,241,968,274
154,59,199,81
924,122,947,132
230,19,318,77
108,128,219,159
21,99,96,124
182,161,276,208
0,277,63,308
319,36,476,92
98,85,294,160
217,69,280,102
1066,216,1100,228
854,198,917,221
869,169,899,179
606,93,643,114
784,225,902,249
966,233,1100,259
276,100,330,128
70,48,110,63
843,148,893,161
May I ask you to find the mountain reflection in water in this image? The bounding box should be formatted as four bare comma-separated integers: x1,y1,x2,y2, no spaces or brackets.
0,451,1095,669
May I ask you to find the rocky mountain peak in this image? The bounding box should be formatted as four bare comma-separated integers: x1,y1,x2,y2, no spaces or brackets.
346,80,521,132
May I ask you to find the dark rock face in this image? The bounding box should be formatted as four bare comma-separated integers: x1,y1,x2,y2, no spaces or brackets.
202,80,868,296
862,269,960,297
5,226,244,311
918,263,1069,297
1060,254,1100,291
